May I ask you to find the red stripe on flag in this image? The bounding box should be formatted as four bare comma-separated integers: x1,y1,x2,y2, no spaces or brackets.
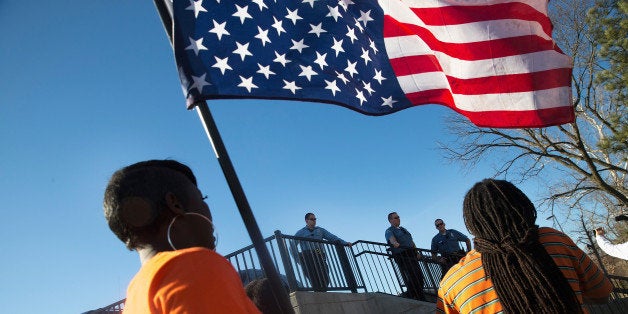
447,68,573,95
458,106,575,128
389,55,443,76
404,88,455,107
402,87,576,129
383,16,559,60
411,3,553,36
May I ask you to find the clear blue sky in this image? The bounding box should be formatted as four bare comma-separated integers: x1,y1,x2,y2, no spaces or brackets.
0,1,547,313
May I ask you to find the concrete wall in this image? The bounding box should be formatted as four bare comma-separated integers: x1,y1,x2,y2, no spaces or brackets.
290,292,435,314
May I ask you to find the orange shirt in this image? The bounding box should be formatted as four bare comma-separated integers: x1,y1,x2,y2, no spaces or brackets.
436,227,612,314
124,247,261,314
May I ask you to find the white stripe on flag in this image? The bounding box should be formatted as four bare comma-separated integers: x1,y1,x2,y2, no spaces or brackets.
385,36,572,79
383,35,433,58
396,72,451,92
452,86,573,112
425,19,553,43
433,50,573,79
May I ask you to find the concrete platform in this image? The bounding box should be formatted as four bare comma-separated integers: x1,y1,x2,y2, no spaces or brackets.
290,291,435,314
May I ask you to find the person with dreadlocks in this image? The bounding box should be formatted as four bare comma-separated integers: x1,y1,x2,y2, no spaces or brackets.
437,179,612,313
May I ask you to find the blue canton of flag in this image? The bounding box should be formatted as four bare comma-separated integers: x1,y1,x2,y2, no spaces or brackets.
173,0,410,115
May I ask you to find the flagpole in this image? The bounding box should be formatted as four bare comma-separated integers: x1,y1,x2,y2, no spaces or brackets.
152,1,294,313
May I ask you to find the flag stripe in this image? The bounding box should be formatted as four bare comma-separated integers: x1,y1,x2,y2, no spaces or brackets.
402,0,547,14
451,86,573,111
411,3,553,36
447,68,573,95
386,36,572,79
397,71,451,92
395,68,573,100
403,90,574,128
393,56,572,93
383,17,559,60
400,81,572,112
388,55,443,77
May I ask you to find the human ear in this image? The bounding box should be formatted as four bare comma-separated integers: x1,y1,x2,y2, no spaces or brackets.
164,191,186,215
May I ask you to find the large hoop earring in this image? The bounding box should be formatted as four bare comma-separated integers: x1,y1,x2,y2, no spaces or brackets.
166,212,213,251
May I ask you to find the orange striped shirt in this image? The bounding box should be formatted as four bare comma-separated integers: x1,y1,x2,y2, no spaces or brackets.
436,227,612,313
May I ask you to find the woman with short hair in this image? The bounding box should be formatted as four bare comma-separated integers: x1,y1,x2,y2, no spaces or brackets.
104,159,260,314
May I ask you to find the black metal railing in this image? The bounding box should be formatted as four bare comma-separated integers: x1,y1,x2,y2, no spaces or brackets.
224,231,444,300
87,231,628,312
82,299,124,313
585,274,628,314
350,240,443,300
225,231,363,293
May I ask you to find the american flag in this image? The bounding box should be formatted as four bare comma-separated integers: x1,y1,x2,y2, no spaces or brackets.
172,0,574,128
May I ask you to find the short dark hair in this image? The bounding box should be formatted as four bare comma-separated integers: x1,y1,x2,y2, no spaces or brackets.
387,212,397,220
126,159,198,186
434,218,443,224
244,278,283,314
305,212,314,220
103,160,197,250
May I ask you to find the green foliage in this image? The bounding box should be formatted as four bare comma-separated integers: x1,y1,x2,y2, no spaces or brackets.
587,0,628,155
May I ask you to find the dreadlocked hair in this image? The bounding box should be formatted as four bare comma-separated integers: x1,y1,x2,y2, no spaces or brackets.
462,179,582,314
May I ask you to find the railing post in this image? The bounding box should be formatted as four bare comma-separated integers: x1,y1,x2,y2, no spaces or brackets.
387,248,406,293
421,250,439,293
275,230,299,292
335,243,358,293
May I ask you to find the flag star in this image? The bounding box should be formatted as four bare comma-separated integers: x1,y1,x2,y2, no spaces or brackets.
345,60,358,77
302,0,318,7
212,56,232,74
309,23,327,38
185,37,207,55
373,69,386,84
233,42,253,61
251,0,267,11
346,26,358,43
271,16,286,36
369,39,378,53
256,63,275,79
355,88,367,105
238,76,258,92
313,52,328,70
255,27,271,46
331,37,344,57
326,5,342,22
285,8,302,25
336,71,349,84
290,39,309,53
357,10,374,27
233,5,252,24
360,48,371,65
381,96,397,108
325,79,340,96
298,65,317,81
283,80,301,94
362,81,374,95
354,18,364,32
273,51,290,67
338,0,354,12
209,20,230,40
189,73,211,93
186,0,207,18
